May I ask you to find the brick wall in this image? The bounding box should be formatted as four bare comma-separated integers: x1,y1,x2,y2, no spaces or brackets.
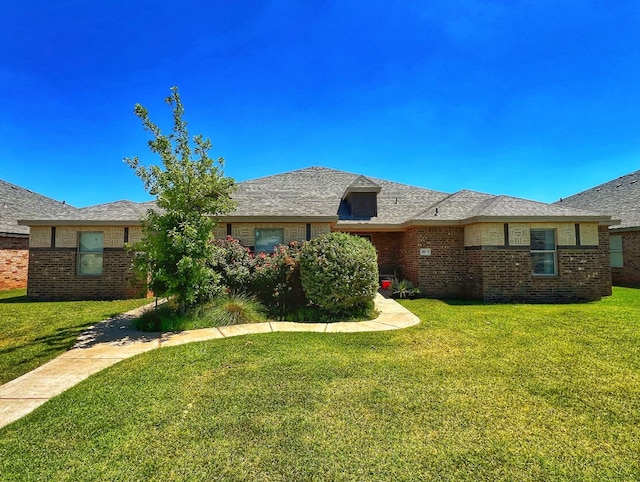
367,232,404,276
611,229,640,287
395,224,611,302
402,226,468,298
471,247,607,302
0,235,29,290
27,248,147,300
598,225,613,296
462,225,611,302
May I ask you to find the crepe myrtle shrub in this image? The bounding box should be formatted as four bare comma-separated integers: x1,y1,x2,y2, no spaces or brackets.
300,232,378,314
209,236,254,294
250,242,306,317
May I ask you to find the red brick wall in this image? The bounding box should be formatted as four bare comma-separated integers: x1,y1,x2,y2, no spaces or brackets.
398,224,611,302
27,248,147,300
402,226,468,298
0,236,29,290
369,232,404,276
611,229,640,287
599,225,613,296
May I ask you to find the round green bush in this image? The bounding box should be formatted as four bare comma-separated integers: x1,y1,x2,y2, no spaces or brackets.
300,232,378,314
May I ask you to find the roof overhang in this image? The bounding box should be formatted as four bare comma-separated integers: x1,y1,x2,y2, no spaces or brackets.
406,215,615,227
18,219,143,227
0,231,29,238
217,215,338,223
609,225,639,232
332,223,405,232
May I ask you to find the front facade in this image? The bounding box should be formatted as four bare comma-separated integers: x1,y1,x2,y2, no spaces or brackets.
20,167,614,302
557,170,640,287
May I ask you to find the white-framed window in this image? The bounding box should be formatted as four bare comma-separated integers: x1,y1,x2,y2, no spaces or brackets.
610,235,623,268
78,232,103,275
531,229,557,276
254,228,284,253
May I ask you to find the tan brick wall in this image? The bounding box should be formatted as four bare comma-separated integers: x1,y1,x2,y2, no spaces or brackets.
464,222,600,247
29,226,142,248
611,229,640,287
0,236,29,290
214,222,332,247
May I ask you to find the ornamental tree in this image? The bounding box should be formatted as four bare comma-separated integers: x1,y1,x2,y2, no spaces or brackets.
125,86,236,313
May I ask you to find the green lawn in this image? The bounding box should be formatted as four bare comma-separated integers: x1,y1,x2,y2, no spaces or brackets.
0,289,152,384
1,288,638,481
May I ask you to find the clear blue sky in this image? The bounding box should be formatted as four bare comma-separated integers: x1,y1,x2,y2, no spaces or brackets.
1,1,639,207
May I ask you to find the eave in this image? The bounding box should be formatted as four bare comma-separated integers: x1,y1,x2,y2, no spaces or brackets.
217,215,338,223
18,219,143,227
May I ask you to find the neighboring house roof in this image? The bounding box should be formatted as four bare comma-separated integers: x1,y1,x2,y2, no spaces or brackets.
555,170,640,230
17,166,613,228
0,179,76,236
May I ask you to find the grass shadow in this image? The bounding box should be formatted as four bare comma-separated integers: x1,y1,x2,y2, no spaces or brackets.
0,294,29,304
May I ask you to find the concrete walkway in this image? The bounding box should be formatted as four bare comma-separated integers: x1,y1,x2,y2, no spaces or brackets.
0,293,419,429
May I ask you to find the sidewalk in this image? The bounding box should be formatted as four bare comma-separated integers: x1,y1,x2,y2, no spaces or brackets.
0,293,419,429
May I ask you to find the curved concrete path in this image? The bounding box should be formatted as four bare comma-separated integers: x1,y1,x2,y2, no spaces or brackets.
0,293,418,429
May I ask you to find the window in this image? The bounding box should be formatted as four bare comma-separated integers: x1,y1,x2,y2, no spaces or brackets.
531,229,557,276
610,235,623,268
78,232,103,275
254,228,283,253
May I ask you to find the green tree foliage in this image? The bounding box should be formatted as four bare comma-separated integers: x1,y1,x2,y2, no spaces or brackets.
299,232,378,314
124,87,236,313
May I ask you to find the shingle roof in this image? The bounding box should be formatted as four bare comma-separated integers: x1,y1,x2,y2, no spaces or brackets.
16,166,613,228
0,180,76,235
555,170,640,229
228,166,449,224
343,175,382,195
18,200,158,226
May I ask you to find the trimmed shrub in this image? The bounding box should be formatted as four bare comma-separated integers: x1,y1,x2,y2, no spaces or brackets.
300,232,378,314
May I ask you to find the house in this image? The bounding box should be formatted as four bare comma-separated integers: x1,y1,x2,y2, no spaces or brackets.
19,166,614,302
0,180,75,291
556,170,639,287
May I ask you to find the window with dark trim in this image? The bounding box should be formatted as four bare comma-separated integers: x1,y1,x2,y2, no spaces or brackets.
77,232,103,275
255,228,283,253
531,229,557,276
610,236,623,267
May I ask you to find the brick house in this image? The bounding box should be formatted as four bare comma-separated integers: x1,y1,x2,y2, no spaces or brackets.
20,167,614,302
0,180,75,291
556,170,639,287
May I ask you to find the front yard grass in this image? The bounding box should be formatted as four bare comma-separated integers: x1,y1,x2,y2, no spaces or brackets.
0,289,151,384
0,287,638,480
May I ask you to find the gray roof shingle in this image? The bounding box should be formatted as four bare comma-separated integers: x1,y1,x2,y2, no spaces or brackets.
0,180,76,235
229,166,449,224
18,200,158,225
555,170,640,229
16,166,613,228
